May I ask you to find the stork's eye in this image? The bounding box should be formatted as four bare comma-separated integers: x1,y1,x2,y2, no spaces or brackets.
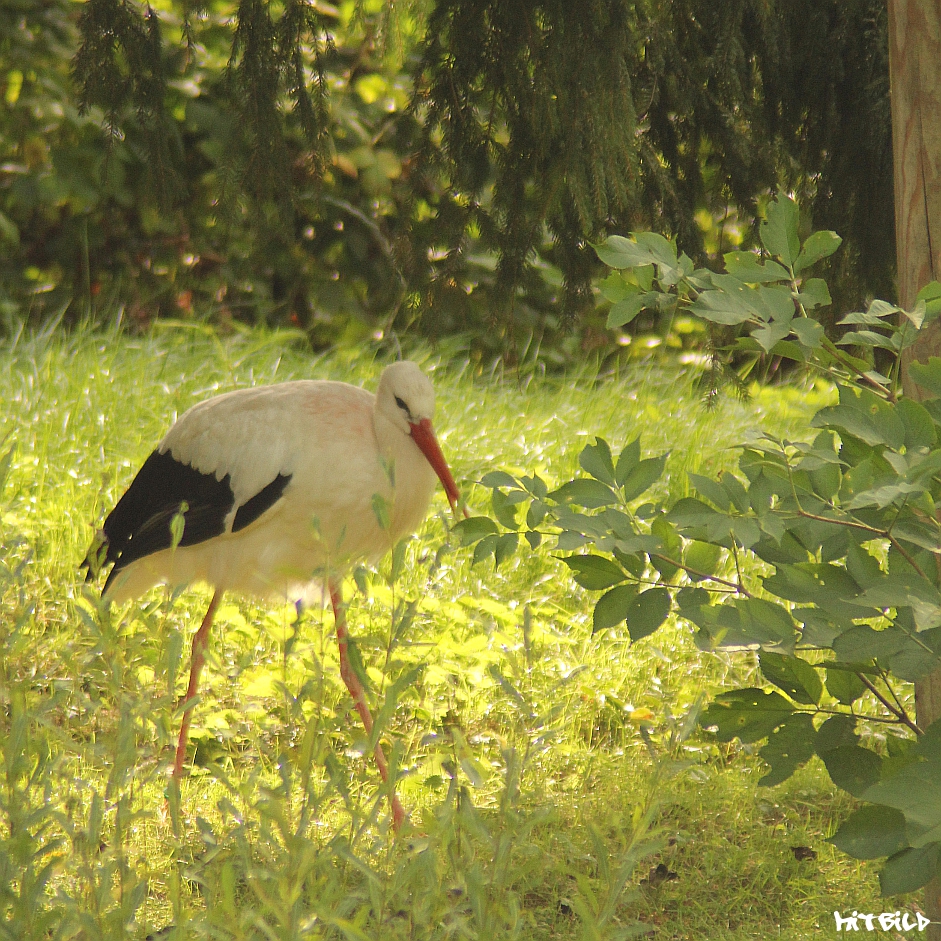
394,395,408,412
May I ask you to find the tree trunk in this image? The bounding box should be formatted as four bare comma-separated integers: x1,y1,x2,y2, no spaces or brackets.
889,0,941,933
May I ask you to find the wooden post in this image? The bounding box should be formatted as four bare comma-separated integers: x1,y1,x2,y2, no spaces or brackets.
889,0,941,932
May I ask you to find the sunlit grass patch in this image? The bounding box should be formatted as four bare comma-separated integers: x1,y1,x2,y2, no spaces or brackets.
0,325,889,939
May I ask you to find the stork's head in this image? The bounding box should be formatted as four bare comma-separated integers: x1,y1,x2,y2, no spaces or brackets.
376,361,462,514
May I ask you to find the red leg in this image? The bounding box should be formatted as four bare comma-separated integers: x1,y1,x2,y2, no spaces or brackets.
173,589,223,779
330,580,407,830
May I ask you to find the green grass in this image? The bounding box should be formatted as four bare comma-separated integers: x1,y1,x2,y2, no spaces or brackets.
0,324,895,939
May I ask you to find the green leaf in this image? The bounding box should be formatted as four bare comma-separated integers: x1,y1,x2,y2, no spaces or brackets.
607,292,657,328
599,271,632,304
594,233,678,272
809,461,841,500
684,541,722,581
824,667,867,705
634,231,679,268
690,288,755,326
795,607,844,647
752,320,792,353
816,714,859,752
908,357,941,399
592,584,638,634
459,756,487,788
865,759,941,831
901,302,929,331
170,500,189,548
694,279,795,327
451,516,500,546
650,515,681,581
793,230,842,272
519,473,548,498
914,719,941,760
344,633,370,691
880,845,940,896
839,299,902,326
560,554,628,590
667,497,732,544
494,532,518,568
625,588,672,642
870,298,905,318
620,454,667,502
898,397,938,450
550,478,619,508
593,235,651,269
700,688,794,743
615,438,641,486
472,534,499,566
829,805,908,860
795,278,831,309
790,317,825,348
526,499,548,529
480,471,519,489
838,329,899,352
735,597,798,648
813,386,905,449
721,472,751,512
723,251,790,283
490,488,522,528
759,652,822,705
917,281,941,326
760,195,800,266
763,562,863,613
688,473,732,510
821,745,883,798
758,712,816,786
580,438,616,486
676,586,710,616
833,626,907,664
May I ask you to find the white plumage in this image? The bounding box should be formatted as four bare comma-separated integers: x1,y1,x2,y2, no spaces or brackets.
86,360,462,829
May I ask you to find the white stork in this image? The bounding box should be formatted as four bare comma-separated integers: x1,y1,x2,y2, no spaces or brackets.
84,360,463,829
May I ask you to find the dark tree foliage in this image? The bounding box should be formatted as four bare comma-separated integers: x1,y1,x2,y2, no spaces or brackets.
3,0,893,351
412,0,640,325
73,0,180,204
409,0,892,330
73,0,332,219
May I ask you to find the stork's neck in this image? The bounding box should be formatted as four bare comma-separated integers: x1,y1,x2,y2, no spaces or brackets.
372,406,438,541
372,408,401,467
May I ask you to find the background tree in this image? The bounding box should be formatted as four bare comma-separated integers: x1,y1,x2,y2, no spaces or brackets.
890,0,941,933
1,0,895,356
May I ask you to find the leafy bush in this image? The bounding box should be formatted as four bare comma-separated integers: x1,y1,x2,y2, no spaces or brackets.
460,195,941,896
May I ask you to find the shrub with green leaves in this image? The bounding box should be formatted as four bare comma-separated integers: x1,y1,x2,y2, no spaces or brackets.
460,195,941,897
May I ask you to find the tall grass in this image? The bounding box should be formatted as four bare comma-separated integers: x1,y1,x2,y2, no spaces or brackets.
0,325,887,939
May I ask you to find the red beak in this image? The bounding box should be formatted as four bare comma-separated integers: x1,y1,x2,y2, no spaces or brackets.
410,418,466,517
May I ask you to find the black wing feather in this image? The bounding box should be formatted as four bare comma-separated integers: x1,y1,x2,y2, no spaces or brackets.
232,473,292,533
84,449,294,595
91,449,236,593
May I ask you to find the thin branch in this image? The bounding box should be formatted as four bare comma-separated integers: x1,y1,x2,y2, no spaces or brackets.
731,539,745,594
819,336,898,403
649,553,753,597
878,665,914,719
807,707,916,727
856,672,923,734
779,444,930,581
